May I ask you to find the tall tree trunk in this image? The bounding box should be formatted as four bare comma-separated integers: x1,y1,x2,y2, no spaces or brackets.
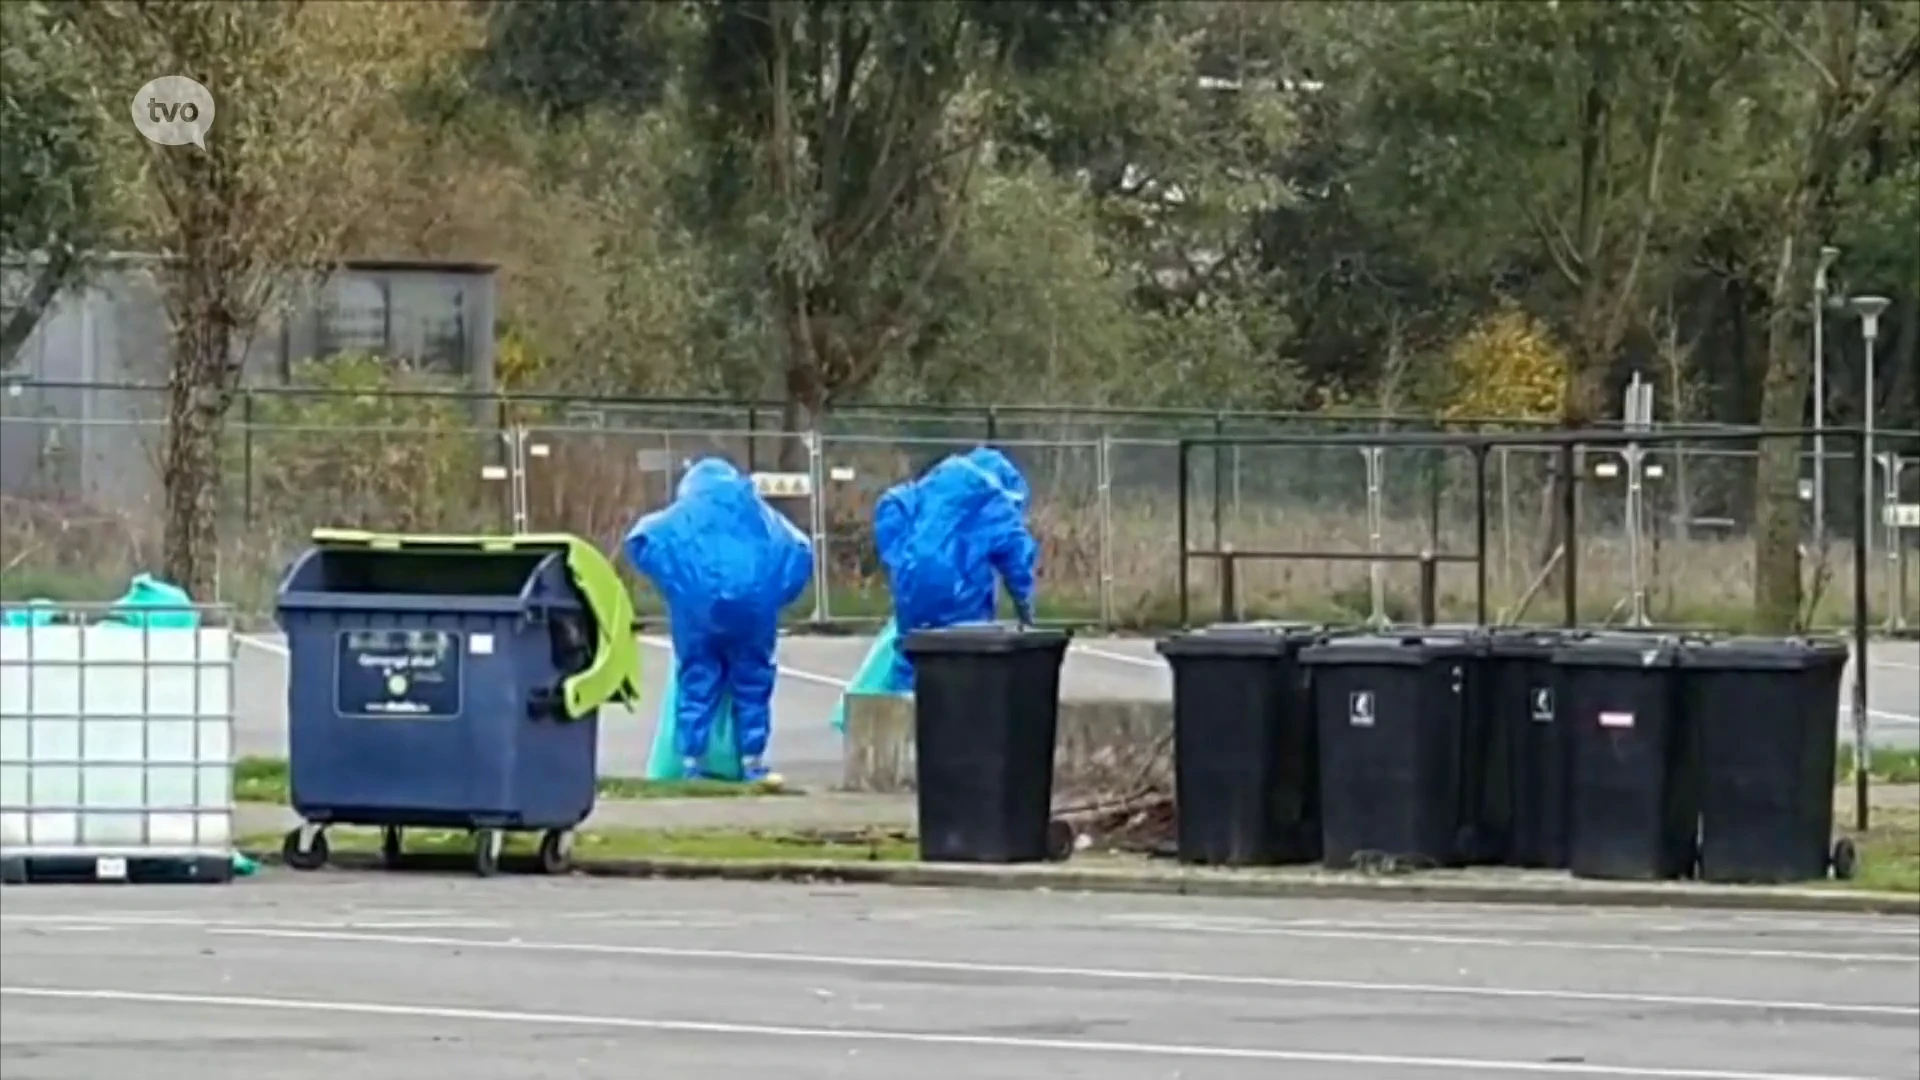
159,323,232,602
1752,227,1818,630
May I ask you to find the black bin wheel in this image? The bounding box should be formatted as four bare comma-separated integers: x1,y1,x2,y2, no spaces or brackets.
1831,837,1858,881
538,830,574,876
380,827,404,870
282,828,329,872
473,829,503,878
1046,819,1076,863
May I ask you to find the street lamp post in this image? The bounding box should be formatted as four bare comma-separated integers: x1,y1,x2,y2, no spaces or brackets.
1812,246,1841,544
1848,295,1889,792
1853,296,1890,562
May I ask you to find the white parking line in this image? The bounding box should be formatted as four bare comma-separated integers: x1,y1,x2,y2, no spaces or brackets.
2,914,510,932
1099,919,1917,964
0,986,1883,1080
238,633,288,657
204,928,1920,1017
1072,644,1165,670
635,634,850,689
1839,706,1920,725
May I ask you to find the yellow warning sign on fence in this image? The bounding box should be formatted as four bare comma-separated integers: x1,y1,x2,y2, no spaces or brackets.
752,472,813,498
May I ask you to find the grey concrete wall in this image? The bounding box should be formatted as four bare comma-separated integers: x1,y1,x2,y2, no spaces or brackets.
841,693,1173,798
2,256,499,508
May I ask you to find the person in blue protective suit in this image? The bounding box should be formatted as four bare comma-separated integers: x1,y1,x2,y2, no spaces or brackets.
873,446,1040,691
622,457,813,781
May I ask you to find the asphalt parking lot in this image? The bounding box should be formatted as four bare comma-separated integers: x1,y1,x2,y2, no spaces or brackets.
229,633,1919,787
1,876,1915,1079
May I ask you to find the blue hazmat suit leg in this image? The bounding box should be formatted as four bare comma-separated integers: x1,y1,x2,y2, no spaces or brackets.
671,624,728,764
873,447,1040,692
724,622,779,761
622,456,814,777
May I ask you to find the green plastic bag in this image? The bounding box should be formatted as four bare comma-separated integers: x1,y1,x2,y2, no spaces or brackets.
645,659,743,781
2,600,57,628
830,617,904,734
111,574,198,629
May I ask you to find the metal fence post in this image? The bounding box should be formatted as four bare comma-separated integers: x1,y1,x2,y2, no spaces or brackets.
807,427,830,624
1098,432,1114,631
1498,445,1515,599
1363,446,1386,626
1212,412,1226,554
241,392,256,529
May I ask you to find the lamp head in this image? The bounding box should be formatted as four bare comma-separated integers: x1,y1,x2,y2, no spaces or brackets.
1851,295,1891,340
1815,246,1841,291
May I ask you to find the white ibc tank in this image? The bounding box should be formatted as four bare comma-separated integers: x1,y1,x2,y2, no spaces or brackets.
0,624,234,855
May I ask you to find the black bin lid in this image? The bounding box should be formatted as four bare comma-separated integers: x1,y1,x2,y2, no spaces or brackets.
1157,621,1330,658
1551,632,1684,668
902,623,1073,657
1677,636,1851,671
1298,633,1479,667
1482,627,1570,658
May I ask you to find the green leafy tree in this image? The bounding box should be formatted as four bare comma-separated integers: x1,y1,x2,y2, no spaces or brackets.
681,0,1127,464
1714,0,1920,629
0,1,111,368
65,0,467,598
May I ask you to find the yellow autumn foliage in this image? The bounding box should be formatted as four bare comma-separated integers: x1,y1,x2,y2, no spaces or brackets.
1441,309,1569,422
494,325,546,390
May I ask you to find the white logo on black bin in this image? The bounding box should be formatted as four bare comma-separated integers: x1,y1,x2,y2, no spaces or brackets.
1530,686,1554,722
1348,690,1375,727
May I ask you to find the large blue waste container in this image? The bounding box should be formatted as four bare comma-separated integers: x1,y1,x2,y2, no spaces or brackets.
273,531,640,877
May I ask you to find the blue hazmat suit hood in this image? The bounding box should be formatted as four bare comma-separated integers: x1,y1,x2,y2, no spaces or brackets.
873,446,1038,636
622,456,813,640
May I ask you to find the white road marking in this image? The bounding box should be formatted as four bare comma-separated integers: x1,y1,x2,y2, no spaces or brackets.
637,634,850,689
1,915,509,932
1838,705,1919,725
1099,913,1920,941
0,986,1883,1080
1072,645,1165,670
238,633,288,657
1100,917,1918,965
203,928,1919,1017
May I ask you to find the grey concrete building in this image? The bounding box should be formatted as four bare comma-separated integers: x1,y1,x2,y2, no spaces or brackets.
0,255,498,508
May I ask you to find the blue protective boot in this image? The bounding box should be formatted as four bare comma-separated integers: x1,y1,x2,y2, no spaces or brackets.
682,756,708,782
741,756,779,785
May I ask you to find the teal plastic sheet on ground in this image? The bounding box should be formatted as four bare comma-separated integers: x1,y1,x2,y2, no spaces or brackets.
646,660,745,781
830,617,904,734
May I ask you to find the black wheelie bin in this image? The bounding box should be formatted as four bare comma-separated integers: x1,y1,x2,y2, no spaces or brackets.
1156,623,1325,866
1680,637,1853,884
904,624,1071,863
274,530,641,877
1300,633,1478,869
1480,629,1572,868
1553,634,1698,881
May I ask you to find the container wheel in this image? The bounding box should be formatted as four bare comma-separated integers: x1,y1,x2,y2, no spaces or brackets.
537,830,574,876
1046,819,1076,863
380,827,404,870
282,828,329,872
1831,837,1858,881
473,829,503,878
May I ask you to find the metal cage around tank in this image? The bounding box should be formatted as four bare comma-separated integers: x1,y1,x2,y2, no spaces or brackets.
0,601,236,883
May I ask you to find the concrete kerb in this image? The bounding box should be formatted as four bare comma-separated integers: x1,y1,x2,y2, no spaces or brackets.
240,849,1920,917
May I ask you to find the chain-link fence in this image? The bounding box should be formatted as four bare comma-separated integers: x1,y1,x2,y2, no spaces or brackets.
4,383,1916,631
1177,428,1912,632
